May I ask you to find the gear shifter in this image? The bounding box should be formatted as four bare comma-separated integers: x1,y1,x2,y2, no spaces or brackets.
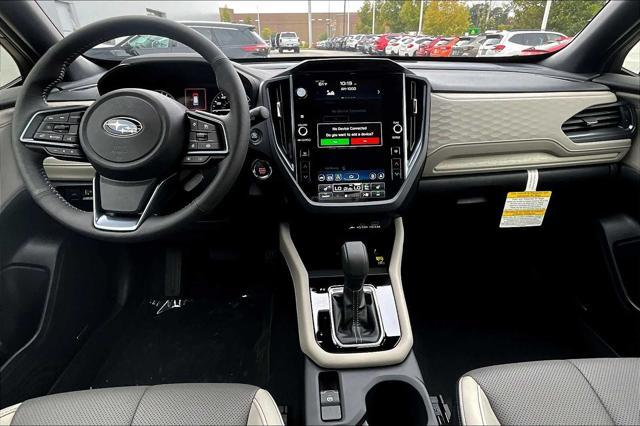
330,241,381,346
342,241,368,296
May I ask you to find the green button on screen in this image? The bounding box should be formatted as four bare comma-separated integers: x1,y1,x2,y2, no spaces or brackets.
320,138,350,146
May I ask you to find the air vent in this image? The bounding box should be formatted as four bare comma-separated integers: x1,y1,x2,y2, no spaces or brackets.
267,79,295,170
404,77,427,160
562,102,636,143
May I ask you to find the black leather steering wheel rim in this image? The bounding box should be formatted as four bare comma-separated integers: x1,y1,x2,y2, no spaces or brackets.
12,16,250,242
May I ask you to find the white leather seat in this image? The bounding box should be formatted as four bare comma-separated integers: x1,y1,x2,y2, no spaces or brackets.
0,383,284,426
458,358,640,426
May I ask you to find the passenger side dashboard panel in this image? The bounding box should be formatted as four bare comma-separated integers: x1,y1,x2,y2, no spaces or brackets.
424,91,632,176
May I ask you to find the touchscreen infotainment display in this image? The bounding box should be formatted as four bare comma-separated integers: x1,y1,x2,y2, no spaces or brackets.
317,122,382,148
292,72,405,203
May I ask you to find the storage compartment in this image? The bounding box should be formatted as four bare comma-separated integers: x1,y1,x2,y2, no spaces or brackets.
365,380,428,426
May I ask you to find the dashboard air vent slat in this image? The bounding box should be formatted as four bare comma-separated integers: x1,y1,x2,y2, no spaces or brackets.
404,77,427,161
562,102,636,143
267,79,295,169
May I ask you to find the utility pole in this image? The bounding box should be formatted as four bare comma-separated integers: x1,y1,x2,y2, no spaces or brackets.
342,0,346,35
308,0,312,46
372,0,376,34
484,0,493,31
541,0,552,30
256,5,261,37
346,1,350,36
417,0,424,35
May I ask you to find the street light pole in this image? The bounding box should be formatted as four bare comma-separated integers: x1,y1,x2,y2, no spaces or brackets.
256,6,261,37
418,0,424,35
372,0,376,34
541,0,552,30
308,0,312,46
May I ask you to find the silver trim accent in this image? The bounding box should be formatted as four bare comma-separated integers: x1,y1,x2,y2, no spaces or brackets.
327,285,385,349
92,174,174,232
265,76,296,172
186,110,230,155
102,116,143,138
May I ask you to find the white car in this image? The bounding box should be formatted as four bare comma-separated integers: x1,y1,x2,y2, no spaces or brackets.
399,37,430,56
346,35,363,50
386,36,411,56
277,32,300,53
477,30,566,57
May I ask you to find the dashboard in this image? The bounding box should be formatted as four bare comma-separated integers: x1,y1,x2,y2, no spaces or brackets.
45,55,635,215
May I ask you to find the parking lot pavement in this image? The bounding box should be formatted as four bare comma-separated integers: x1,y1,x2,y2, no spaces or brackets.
268,49,366,57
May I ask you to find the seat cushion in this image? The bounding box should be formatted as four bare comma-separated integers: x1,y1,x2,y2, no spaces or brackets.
0,383,283,426
458,358,640,426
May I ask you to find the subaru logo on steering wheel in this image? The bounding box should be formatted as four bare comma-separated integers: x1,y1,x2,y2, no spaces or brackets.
102,117,143,137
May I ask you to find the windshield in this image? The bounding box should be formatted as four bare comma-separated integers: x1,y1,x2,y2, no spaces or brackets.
37,0,607,61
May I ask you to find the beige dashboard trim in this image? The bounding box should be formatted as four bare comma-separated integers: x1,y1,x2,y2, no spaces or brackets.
279,217,413,369
43,157,94,181
424,91,631,176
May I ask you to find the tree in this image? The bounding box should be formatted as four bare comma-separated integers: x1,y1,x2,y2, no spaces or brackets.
261,27,272,41
422,0,470,36
510,0,604,36
242,16,253,25
378,0,404,32
219,5,232,23
356,0,373,34
399,0,421,33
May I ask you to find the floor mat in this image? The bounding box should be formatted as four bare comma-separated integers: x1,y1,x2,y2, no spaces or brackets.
91,295,272,388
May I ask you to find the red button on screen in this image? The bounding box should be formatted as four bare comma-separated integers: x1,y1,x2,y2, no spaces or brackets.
351,137,380,145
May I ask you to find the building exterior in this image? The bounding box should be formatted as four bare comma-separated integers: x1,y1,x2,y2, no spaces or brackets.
226,9,360,45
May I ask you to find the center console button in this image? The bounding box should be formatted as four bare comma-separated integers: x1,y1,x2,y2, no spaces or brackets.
393,123,403,134
249,128,262,145
297,126,309,136
296,87,308,98
391,146,401,156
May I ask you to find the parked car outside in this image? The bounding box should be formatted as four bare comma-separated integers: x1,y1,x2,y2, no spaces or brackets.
400,37,431,57
85,22,269,60
477,30,566,57
431,36,475,57
373,34,398,55
520,36,573,55
277,31,300,53
416,36,446,57
451,34,500,57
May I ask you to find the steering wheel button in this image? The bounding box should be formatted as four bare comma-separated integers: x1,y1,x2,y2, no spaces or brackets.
198,142,218,150
198,121,213,131
45,113,69,122
196,132,208,141
189,118,199,130
188,142,198,150
63,134,79,143
48,133,64,141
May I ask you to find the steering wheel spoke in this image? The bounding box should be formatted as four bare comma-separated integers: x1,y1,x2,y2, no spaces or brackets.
19,104,89,160
93,173,176,232
183,110,229,166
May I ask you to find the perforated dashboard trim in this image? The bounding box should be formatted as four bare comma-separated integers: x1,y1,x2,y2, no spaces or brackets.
424,91,632,176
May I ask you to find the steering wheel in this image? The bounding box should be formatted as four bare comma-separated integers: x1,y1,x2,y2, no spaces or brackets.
12,16,250,241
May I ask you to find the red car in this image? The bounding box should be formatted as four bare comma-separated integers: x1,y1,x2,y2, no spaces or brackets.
416,36,444,57
430,37,456,58
520,36,573,56
373,34,401,55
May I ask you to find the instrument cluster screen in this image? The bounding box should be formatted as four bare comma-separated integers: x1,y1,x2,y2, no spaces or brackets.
292,72,406,203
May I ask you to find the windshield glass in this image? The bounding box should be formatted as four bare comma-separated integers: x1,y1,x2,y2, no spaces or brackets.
36,0,607,61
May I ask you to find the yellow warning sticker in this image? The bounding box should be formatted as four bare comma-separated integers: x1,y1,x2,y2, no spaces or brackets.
500,191,552,228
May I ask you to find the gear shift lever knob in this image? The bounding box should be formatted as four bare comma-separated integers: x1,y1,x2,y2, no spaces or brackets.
341,241,369,292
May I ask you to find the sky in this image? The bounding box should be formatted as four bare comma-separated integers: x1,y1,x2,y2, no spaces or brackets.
223,0,509,14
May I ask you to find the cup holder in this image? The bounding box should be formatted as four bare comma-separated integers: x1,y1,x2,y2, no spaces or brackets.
365,380,428,425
